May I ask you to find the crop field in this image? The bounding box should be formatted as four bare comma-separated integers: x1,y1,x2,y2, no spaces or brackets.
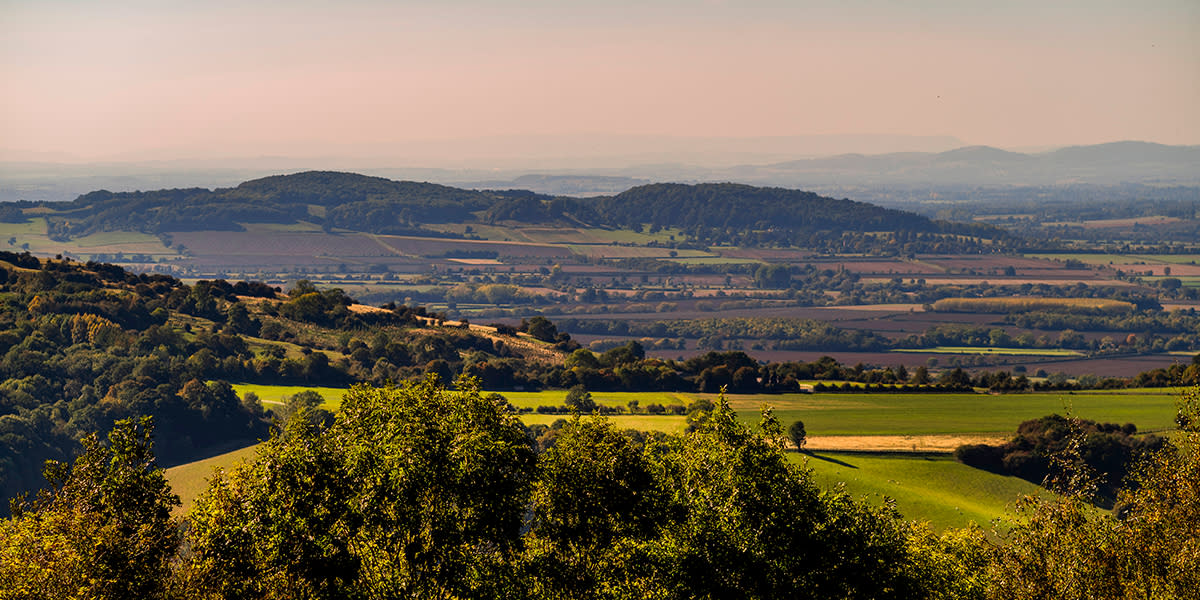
520,414,688,432
668,256,764,265
492,390,1181,437
566,245,713,259
224,386,1180,437
0,218,171,258
799,452,1047,530
500,390,693,408
891,346,1085,357
377,234,570,259
517,227,681,245
719,391,1179,436
230,383,350,410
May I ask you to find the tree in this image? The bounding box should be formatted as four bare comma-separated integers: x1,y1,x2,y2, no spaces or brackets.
789,420,807,451
564,384,596,413
274,389,330,426
986,386,1200,598
522,316,558,343
182,377,537,598
0,417,180,599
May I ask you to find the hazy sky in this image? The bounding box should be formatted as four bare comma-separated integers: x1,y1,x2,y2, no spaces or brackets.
2,0,1198,161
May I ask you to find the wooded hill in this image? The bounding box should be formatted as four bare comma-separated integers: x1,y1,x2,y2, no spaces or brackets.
14,171,1011,250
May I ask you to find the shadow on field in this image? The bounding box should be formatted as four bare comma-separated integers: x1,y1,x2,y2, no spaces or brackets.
803,452,858,469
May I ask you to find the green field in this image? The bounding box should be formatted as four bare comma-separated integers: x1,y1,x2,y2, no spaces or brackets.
520,413,687,432
500,390,693,409
892,346,1084,357
666,256,764,265
0,218,172,258
230,383,350,411
165,444,261,515
1025,252,1200,266
721,391,1178,436
799,452,1047,530
224,386,1181,437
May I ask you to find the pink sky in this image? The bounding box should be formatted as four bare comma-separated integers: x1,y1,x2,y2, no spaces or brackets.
2,0,1198,161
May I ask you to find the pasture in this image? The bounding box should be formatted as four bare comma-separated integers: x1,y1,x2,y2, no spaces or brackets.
230,383,350,411
165,444,261,515
800,452,1047,530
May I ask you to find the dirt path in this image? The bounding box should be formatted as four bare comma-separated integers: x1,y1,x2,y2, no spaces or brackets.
804,434,1008,453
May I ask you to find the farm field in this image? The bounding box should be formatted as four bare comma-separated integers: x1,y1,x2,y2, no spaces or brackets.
520,413,688,432
1,218,172,258
230,383,351,411
799,452,1048,531
236,384,1180,437
165,444,261,515
891,346,1085,357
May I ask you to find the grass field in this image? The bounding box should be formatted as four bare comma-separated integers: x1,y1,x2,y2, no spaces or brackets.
720,391,1178,436
1026,253,1200,266
165,444,261,515
230,383,349,411
799,452,1047,530
892,346,1085,357
0,218,172,258
520,413,687,432
224,386,1181,437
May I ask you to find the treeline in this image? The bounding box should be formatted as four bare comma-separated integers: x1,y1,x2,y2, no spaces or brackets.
1,382,1197,598
557,316,1200,355
931,297,1135,315
556,317,894,351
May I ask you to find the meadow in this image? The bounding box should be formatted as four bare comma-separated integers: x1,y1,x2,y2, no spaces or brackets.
799,452,1047,531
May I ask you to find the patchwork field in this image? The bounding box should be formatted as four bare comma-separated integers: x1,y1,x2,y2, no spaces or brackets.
227,384,1182,438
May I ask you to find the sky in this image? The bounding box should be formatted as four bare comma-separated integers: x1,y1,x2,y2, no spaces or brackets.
2,0,1198,162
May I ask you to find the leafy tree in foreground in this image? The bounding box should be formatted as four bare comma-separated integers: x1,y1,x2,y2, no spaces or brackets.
986,386,1200,599
182,376,537,599
0,417,179,599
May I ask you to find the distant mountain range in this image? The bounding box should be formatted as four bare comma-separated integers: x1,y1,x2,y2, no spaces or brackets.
1,141,1196,202
718,141,1200,187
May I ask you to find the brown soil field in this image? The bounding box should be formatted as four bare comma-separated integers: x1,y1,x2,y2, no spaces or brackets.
865,277,1133,286
169,231,392,257
924,256,1066,270
716,248,815,260
1016,354,1191,377
374,235,569,259
832,261,944,275
805,434,1007,453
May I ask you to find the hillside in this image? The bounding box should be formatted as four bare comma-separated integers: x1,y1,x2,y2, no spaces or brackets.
6,172,1010,251
0,251,567,508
